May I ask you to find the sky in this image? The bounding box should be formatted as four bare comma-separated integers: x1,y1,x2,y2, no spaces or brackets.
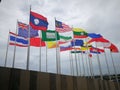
0,0,120,76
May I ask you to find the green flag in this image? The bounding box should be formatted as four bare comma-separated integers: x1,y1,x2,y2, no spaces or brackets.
42,30,60,41
60,35,72,41
73,28,88,38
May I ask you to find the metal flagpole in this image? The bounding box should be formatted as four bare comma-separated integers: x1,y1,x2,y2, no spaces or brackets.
58,46,61,74
26,5,31,70
85,54,90,77
71,52,75,76
81,52,85,77
4,30,10,67
95,42,103,80
90,56,95,78
88,54,93,78
110,50,120,89
78,53,82,76
46,44,48,72
103,47,111,80
54,18,59,74
39,32,42,72
12,21,18,68
69,51,73,75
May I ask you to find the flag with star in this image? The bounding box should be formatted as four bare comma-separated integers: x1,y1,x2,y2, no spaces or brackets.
18,21,39,38
55,20,72,33
30,11,48,31
73,28,88,38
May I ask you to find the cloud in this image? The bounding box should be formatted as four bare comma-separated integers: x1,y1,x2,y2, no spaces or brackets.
0,0,120,75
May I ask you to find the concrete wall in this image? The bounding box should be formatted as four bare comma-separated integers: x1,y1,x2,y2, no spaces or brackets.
0,67,119,90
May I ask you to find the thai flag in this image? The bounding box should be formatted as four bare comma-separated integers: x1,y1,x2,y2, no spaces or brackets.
30,11,48,31
9,32,28,47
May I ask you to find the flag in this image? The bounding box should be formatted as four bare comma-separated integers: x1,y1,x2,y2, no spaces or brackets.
88,54,92,58
42,30,60,41
71,39,84,46
80,46,91,51
73,28,88,38
60,35,72,41
30,11,48,31
9,32,28,47
46,41,58,48
87,37,111,47
71,51,85,53
88,33,102,38
60,42,72,51
55,20,72,33
60,46,72,51
10,32,45,47
109,44,119,53
59,41,69,44
18,21,39,38
87,37,109,43
30,37,46,47
105,43,119,53
90,47,104,54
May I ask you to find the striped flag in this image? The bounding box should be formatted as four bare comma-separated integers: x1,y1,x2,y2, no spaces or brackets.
9,32,28,47
55,20,72,33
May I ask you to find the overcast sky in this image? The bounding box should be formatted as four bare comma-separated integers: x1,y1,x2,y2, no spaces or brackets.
0,0,120,76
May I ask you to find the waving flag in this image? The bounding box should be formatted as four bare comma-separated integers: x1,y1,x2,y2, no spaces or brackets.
30,37,46,47
46,41,58,48
18,21,39,38
105,43,119,53
88,33,102,38
87,37,111,47
90,47,104,54
71,51,85,53
71,39,84,46
73,28,88,38
55,20,72,33
42,30,60,41
10,32,45,47
60,46,72,51
30,11,48,31
60,35,72,41
9,32,28,47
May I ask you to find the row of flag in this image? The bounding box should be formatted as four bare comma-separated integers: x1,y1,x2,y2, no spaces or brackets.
9,10,119,55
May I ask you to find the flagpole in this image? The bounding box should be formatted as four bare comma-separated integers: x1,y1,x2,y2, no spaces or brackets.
39,32,42,72
58,47,61,74
78,53,82,76
71,52,74,76
46,44,48,72
88,53,93,78
54,18,59,74
103,47,111,80
4,30,10,67
95,42,103,80
85,54,90,77
69,51,72,75
12,20,18,68
110,50,120,89
26,5,31,70
88,54,94,78
81,52,85,77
